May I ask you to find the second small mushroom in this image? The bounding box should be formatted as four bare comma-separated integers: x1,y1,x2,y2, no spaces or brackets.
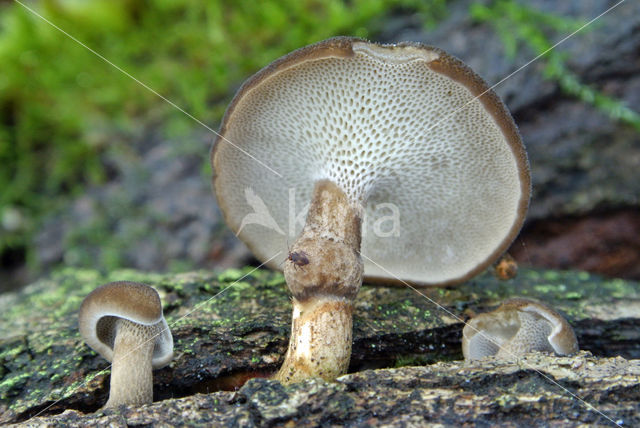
79,281,173,408
462,297,579,362
212,37,531,383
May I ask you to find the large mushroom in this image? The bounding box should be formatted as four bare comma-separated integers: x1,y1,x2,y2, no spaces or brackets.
211,37,530,383
79,281,173,407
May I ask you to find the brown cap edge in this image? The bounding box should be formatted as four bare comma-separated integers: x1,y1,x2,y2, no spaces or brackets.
210,38,531,287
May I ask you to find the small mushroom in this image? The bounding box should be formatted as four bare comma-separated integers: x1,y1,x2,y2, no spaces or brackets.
79,281,173,408
212,37,530,383
462,297,579,362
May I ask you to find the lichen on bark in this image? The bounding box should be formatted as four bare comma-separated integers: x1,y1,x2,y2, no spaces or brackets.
0,266,638,425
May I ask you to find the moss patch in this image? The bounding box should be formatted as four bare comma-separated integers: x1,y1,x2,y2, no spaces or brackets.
0,266,638,423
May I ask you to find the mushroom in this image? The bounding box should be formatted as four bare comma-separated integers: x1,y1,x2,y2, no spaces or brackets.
462,297,579,362
79,281,173,407
211,37,530,383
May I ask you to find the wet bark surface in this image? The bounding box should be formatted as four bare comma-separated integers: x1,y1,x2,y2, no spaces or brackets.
511,209,640,280
1,267,638,426
16,352,640,428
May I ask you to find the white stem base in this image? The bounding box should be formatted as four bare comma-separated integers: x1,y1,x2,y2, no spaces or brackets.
275,296,353,384
104,319,156,408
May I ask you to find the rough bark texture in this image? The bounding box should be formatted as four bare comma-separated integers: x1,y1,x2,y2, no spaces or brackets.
1,267,638,426
12,352,640,427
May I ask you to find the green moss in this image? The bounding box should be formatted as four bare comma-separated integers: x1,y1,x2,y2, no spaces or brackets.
471,0,640,131
1,266,638,419
0,0,447,276
0,372,31,400
266,272,286,287
217,269,246,283
394,355,435,368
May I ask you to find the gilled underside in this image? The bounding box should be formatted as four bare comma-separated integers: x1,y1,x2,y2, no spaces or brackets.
463,310,554,361
213,37,529,286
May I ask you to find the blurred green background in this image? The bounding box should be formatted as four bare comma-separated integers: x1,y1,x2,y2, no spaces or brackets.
1,0,638,291
0,0,446,284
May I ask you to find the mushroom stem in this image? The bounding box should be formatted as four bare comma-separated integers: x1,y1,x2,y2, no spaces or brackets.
105,319,158,408
276,180,364,383
275,296,353,383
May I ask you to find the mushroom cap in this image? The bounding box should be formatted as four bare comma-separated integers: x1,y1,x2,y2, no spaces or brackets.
212,37,530,286
462,297,579,361
79,281,173,369
502,297,579,355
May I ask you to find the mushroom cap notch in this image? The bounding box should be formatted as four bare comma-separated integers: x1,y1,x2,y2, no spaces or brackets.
462,297,579,362
79,281,173,369
212,36,530,287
